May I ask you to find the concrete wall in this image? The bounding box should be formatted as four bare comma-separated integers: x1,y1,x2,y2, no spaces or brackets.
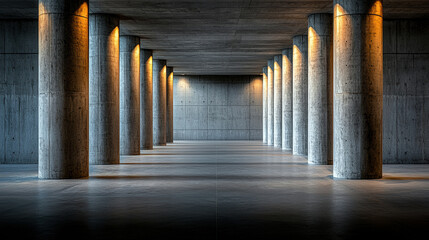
1,18,428,163
383,19,429,164
173,75,262,140
0,20,38,164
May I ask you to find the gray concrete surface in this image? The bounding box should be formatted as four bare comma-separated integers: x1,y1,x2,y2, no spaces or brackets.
273,55,282,148
89,14,120,165
333,0,383,179
120,35,140,155
167,67,174,143
0,20,38,164
281,48,293,151
38,0,89,179
307,14,333,165
267,60,274,146
173,75,262,140
140,49,153,150
262,67,268,144
1,141,429,239
2,1,429,75
153,59,167,146
292,35,308,156
383,19,429,164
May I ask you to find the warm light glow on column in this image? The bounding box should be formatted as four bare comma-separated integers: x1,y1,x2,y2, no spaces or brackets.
267,59,274,146
273,55,282,148
308,13,333,165
140,49,154,150
262,67,268,144
292,35,308,156
166,67,174,143
281,48,293,150
111,26,119,47
120,36,141,155
38,0,89,179
153,59,167,146
89,14,120,165
333,0,383,179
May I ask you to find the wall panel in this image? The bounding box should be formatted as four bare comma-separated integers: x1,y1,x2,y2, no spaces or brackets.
383,19,429,163
173,75,262,140
0,20,38,164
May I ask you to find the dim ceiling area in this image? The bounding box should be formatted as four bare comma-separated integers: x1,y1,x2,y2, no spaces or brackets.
1,0,429,75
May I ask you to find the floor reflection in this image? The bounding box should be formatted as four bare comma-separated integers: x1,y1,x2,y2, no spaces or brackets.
0,141,428,239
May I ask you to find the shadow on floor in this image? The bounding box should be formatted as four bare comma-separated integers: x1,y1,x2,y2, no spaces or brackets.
138,152,291,156
120,162,308,165
382,175,429,181
90,175,331,181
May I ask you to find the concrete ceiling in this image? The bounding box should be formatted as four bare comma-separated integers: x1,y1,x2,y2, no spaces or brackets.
1,0,429,75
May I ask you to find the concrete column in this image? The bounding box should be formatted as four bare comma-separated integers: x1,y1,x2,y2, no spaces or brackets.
153,59,167,146
140,49,153,150
282,48,293,151
267,59,274,146
273,55,282,148
308,13,333,165
262,67,268,144
38,0,89,179
166,67,174,143
333,0,383,179
89,14,120,165
120,36,140,155
292,35,308,156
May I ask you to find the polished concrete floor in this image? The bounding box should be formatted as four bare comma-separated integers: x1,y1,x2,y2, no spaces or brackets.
0,141,428,240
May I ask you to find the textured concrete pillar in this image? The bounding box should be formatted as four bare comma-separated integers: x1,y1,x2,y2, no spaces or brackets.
267,59,274,146
282,48,293,151
89,14,119,165
292,35,308,156
140,49,153,150
273,55,282,148
153,59,167,146
166,67,174,143
262,67,268,144
308,13,333,165
120,36,140,155
333,0,383,179
38,0,89,179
